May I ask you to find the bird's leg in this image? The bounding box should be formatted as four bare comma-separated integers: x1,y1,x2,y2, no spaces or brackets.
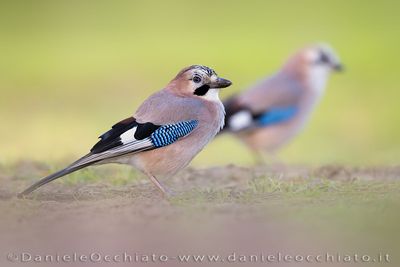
144,172,172,197
266,151,287,171
252,150,267,166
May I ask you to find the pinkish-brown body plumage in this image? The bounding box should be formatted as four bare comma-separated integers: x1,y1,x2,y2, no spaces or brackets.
19,65,231,197
120,88,225,177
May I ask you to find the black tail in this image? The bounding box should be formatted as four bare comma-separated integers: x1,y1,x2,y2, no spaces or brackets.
18,154,96,198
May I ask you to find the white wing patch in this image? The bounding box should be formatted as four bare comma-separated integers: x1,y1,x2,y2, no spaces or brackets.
120,127,138,144
229,110,252,131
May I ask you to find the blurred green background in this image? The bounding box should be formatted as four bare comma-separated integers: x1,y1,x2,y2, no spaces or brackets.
1,0,399,166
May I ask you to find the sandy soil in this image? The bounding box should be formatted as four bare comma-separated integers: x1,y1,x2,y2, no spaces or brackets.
0,162,399,266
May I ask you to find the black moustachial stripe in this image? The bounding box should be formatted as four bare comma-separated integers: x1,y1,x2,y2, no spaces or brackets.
194,84,210,96
318,51,330,64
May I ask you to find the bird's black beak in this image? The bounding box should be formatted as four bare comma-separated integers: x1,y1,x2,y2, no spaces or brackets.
211,78,232,88
332,63,344,72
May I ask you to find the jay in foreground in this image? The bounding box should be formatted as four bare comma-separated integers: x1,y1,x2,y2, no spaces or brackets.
19,65,232,197
221,44,343,162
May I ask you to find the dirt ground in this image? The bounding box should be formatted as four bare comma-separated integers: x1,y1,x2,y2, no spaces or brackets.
0,162,399,266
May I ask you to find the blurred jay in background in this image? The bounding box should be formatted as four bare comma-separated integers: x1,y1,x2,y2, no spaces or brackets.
221,44,343,163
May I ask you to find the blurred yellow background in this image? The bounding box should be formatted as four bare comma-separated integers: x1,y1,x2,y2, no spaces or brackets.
1,0,399,166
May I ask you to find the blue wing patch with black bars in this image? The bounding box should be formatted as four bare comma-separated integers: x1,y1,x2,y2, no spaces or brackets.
257,106,298,127
150,120,199,148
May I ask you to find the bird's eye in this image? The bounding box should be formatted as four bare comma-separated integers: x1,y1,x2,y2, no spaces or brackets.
192,76,202,83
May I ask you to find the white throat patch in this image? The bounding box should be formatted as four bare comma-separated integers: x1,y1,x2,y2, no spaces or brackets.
307,65,330,94
203,88,221,102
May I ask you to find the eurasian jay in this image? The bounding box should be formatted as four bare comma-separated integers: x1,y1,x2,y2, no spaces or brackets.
222,44,342,162
19,65,232,197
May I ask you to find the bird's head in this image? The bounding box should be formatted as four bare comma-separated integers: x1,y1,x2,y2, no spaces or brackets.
283,43,343,90
305,43,343,71
167,65,232,101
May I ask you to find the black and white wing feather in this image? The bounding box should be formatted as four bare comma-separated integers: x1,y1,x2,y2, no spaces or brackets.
18,117,198,197
222,96,298,133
